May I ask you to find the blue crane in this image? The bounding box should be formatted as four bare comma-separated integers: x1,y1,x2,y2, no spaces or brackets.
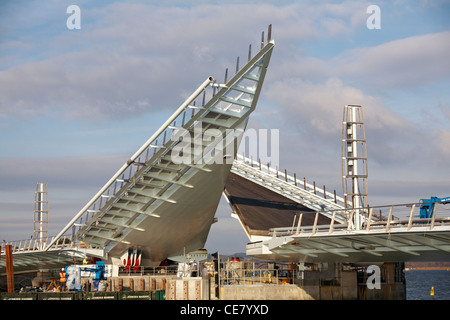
419,196,450,219
80,261,107,291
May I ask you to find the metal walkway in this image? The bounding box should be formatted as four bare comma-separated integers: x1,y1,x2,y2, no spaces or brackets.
0,239,102,274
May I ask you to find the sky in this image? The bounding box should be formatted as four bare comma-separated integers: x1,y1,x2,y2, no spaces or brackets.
1,0,449,254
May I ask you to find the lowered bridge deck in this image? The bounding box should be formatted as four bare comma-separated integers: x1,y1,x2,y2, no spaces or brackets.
224,156,450,263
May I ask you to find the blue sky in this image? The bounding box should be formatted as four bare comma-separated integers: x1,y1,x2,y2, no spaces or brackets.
1,0,450,253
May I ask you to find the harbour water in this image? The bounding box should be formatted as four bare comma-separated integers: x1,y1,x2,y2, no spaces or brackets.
405,270,450,300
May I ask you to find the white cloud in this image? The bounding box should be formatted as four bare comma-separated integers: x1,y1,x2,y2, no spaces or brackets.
433,128,450,159
329,31,450,91
0,1,377,122
265,77,409,135
257,27,450,180
0,155,125,192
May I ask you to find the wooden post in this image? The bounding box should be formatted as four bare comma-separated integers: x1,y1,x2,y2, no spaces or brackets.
366,208,374,231
407,204,416,231
295,214,303,235
151,277,156,291
6,244,14,293
329,211,336,234
195,279,201,300
291,215,297,234
430,204,438,230
129,278,134,291
386,206,393,232
183,280,189,300
312,212,319,235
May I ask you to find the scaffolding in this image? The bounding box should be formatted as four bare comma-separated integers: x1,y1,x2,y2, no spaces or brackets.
342,105,368,230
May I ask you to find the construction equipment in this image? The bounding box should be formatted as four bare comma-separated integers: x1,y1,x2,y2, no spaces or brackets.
420,197,450,219
81,261,107,281
45,280,60,292
81,261,107,291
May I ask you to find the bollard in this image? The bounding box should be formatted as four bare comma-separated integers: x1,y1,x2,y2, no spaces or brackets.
6,245,14,293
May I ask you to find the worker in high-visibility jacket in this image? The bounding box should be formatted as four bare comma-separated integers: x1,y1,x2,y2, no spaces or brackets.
59,268,67,291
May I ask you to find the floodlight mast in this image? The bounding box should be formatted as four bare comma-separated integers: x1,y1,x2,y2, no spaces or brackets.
342,105,368,230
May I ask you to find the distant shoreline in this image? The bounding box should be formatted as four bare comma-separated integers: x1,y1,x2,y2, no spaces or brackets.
405,261,450,271
405,267,450,271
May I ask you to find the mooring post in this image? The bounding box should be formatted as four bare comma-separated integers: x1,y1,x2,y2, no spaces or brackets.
6,244,14,293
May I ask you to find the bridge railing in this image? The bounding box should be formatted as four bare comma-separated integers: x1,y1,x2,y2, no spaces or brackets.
1,235,95,254
234,154,348,209
270,202,450,237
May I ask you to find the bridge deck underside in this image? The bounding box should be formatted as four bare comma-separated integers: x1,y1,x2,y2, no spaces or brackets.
247,230,450,263
224,172,332,236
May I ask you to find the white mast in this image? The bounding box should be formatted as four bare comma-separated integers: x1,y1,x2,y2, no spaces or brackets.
342,105,368,230
34,182,49,249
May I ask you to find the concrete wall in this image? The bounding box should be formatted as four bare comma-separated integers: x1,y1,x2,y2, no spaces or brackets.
358,284,406,300
82,276,209,300
219,270,407,300
341,271,358,300
165,277,209,300
84,275,174,292
220,284,315,300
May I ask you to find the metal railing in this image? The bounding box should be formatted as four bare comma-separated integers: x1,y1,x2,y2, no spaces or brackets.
270,201,450,237
118,265,179,277
221,267,298,286
1,235,94,254
234,154,348,209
